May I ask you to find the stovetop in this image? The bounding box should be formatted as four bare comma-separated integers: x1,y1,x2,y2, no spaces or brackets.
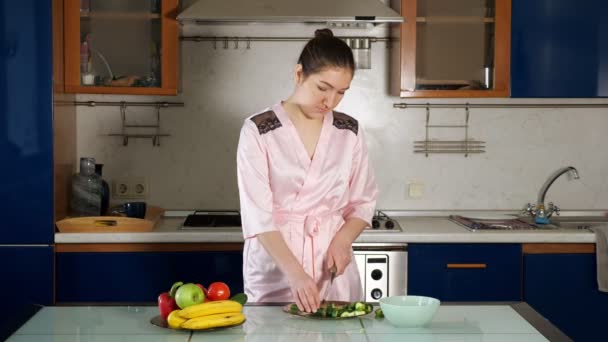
182,211,241,228
180,210,402,231
370,210,402,231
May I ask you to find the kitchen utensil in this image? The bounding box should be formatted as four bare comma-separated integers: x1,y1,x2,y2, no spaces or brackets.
321,265,337,304
109,202,147,219
149,315,245,331
55,206,164,233
282,301,372,320
379,295,440,327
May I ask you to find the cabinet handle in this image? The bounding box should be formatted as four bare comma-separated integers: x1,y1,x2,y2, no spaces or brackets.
446,263,487,269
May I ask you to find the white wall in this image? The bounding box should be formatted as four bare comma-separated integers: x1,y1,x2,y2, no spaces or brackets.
75,22,608,211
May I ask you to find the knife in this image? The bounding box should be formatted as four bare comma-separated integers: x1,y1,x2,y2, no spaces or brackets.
322,265,338,305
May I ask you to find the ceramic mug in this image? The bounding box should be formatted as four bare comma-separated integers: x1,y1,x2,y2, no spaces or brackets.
109,202,146,219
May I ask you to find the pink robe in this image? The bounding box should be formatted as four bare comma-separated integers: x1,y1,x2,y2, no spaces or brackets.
237,103,378,303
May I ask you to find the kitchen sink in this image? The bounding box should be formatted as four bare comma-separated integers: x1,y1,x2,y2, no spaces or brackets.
518,215,608,231
549,216,608,230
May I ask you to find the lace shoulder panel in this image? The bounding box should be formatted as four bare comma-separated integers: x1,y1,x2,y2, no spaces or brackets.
332,111,358,135
250,110,282,135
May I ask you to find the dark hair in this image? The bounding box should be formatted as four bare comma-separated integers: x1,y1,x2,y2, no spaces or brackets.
297,29,355,77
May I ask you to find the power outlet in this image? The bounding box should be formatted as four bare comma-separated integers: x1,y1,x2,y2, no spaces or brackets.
407,182,425,199
112,178,149,199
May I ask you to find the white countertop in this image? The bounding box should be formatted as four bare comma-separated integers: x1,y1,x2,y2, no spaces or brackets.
8,304,564,341
54,212,597,244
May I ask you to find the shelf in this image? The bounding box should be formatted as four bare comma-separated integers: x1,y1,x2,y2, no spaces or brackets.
80,12,161,20
416,16,495,24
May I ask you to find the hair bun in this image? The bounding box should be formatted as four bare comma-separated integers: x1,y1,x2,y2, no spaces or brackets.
314,28,334,39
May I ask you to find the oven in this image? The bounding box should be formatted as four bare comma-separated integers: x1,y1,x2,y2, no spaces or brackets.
353,243,407,302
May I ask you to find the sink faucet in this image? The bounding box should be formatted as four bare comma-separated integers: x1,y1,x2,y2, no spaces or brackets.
523,166,580,224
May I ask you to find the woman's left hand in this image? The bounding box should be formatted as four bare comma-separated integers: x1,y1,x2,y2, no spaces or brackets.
326,233,353,275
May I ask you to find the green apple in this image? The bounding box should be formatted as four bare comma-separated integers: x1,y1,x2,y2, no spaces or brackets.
175,283,205,309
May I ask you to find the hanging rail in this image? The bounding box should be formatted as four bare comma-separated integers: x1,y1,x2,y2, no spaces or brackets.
394,102,608,109
180,35,390,49
71,101,184,107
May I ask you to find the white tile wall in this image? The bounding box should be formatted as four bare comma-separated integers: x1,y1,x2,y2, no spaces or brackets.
75,23,608,211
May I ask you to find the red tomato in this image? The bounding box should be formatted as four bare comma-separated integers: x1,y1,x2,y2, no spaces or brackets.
207,282,231,301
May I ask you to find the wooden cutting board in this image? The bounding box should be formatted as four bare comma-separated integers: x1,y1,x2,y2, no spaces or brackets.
55,206,164,233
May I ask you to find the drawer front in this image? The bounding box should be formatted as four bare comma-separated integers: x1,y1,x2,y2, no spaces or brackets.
408,244,522,301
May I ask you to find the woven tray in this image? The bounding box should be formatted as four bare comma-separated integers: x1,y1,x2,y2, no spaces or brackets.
55,206,164,233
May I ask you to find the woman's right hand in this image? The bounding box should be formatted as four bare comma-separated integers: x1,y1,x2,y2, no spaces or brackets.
287,270,320,313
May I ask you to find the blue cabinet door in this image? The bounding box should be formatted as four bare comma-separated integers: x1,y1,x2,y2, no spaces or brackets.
524,253,608,342
0,0,54,244
56,251,244,303
511,0,608,97
0,246,53,341
409,244,522,301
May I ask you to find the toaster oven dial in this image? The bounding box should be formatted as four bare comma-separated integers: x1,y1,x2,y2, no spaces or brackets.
371,288,383,300
371,269,383,280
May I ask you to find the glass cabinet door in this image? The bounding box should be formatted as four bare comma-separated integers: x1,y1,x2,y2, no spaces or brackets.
395,0,510,98
64,0,178,95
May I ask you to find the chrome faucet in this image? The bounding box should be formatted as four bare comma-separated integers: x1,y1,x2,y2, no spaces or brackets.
523,166,580,224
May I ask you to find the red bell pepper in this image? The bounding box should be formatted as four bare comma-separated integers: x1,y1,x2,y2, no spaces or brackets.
157,292,177,320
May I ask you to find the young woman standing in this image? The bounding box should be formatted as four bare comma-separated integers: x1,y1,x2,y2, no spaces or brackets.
237,29,378,313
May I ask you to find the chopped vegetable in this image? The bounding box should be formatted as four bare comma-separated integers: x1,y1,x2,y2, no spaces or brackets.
355,302,366,311
289,301,373,318
375,308,384,319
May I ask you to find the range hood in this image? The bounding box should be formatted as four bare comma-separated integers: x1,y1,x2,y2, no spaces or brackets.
177,0,403,24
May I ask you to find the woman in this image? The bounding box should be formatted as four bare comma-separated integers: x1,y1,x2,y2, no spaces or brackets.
236,29,378,313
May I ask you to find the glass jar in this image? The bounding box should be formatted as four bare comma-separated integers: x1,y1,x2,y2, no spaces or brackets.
70,157,103,216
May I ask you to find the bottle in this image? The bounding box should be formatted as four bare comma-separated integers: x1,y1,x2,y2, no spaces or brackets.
94,163,110,216
80,40,89,75
70,157,102,216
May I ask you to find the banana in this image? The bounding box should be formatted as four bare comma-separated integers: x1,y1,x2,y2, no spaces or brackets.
167,310,187,329
181,312,245,330
178,300,243,319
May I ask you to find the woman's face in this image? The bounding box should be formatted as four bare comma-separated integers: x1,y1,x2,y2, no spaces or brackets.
293,65,353,119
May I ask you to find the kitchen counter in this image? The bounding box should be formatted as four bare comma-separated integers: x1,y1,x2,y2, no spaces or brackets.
54,211,597,244
7,303,569,341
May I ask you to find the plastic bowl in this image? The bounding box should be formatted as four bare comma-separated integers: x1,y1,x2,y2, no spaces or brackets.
379,295,440,327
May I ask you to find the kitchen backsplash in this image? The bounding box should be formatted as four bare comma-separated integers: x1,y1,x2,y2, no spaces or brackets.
75,30,608,211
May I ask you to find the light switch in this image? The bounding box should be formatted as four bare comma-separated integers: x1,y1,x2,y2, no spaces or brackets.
408,182,425,199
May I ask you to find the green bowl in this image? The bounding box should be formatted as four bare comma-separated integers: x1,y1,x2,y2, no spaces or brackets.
379,295,440,327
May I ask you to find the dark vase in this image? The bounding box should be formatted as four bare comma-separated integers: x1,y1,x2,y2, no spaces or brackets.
95,163,110,216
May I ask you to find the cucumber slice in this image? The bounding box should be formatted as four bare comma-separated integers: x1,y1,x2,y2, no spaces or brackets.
355,302,366,311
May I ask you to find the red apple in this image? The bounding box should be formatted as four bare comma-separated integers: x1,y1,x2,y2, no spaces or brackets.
195,283,208,296
175,283,205,309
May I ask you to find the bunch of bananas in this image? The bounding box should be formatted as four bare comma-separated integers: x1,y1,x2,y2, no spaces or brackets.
167,300,245,330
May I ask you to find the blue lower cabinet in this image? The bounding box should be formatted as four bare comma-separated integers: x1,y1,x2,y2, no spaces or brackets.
56,251,243,303
408,244,522,301
0,246,53,341
524,253,608,342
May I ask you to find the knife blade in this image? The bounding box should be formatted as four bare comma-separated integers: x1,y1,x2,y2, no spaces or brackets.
322,265,338,304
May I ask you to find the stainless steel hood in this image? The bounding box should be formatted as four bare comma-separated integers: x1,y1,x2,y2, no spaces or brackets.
177,0,404,24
